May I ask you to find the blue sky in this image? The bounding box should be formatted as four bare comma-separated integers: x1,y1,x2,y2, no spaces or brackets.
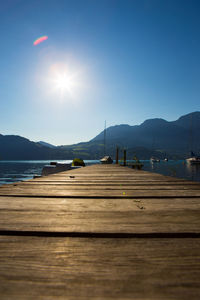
0,0,200,145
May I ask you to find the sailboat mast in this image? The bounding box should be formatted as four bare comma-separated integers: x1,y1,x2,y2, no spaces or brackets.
189,114,193,155
104,120,106,156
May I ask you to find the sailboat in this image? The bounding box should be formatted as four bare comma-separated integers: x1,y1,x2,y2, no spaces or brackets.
186,151,200,164
186,114,200,164
150,137,160,162
100,121,113,164
100,156,113,164
150,157,160,163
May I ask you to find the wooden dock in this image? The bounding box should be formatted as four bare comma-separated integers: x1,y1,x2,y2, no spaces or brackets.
0,164,200,299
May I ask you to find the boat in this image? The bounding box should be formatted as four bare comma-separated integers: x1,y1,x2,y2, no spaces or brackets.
164,158,168,162
41,162,72,176
186,152,200,164
186,115,200,164
100,156,113,164
150,157,160,163
100,121,113,164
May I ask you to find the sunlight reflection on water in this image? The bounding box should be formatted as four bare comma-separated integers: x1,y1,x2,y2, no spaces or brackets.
141,160,200,182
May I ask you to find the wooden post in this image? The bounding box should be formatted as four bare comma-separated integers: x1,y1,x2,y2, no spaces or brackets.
116,146,119,164
123,149,126,166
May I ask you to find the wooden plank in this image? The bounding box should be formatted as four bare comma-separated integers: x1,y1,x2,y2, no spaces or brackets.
0,196,200,233
37,173,180,179
1,164,200,299
25,182,200,188
0,236,200,299
1,185,200,197
24,177,200,184
12,183,200,190
1,196,200,210
0,165,200,233
32,165,177,178
17,165,200,185
21,180,200,185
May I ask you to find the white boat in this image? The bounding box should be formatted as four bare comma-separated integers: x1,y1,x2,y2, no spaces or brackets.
100,156,113,164
186,157,200,164
150,157,160,163
186,152,200,164
41,162,72,176
100,122,113,164
186,115,200,164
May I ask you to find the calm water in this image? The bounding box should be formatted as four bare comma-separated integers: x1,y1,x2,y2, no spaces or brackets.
0,160,99,186
0,159,200,186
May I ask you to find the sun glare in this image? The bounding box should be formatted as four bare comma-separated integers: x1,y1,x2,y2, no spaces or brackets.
54,73,75,95
45,62,85,100
37,59,91,104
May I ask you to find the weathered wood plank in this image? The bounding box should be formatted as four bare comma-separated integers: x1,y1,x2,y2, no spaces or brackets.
21,180,200,185
31,165,179,179
1,185,200,197
0,210,199,233
0,196,200,233
0,165,200,233
1,196,200,210
36,173,181,179
1,164,200,299
4,182,200,190
0,236,200,299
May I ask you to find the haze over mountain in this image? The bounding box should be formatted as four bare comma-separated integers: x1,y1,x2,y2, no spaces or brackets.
60,111,200,160
0,134,83,160
91,111,200,154
38,141,56,149
0,112,200,160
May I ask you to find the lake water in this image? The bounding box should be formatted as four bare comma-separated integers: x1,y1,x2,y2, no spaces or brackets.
0,160,98,186
0,160,200,186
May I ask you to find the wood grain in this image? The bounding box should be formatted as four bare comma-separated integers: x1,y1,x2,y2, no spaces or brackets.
0,196,200,233
0,236,200,299
0,164,200,299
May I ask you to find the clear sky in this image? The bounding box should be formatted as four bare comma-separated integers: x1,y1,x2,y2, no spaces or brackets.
1,0,200,145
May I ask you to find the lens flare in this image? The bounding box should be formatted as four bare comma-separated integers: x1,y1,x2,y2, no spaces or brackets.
33,36,48,46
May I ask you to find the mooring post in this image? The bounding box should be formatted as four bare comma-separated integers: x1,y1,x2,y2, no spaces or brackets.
116,146,119,164
123,149,126,166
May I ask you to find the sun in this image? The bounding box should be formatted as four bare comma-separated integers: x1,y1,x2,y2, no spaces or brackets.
44,62,88,101
54,73,75,95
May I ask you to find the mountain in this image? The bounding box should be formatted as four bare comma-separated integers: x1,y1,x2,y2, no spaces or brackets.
0,135,73,160
60,111,200,159
38,141,56,148
1,112,200,160
173,111,200,129
88,111,200,158
0,135,54,160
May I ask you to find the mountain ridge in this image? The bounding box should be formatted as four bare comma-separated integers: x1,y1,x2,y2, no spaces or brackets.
0,111,200,160
38,141,56,149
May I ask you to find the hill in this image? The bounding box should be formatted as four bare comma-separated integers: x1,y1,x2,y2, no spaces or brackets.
0,135,71,160
60,111,200,159
38,141,56,149
91,112,200,157
1,112,200,160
